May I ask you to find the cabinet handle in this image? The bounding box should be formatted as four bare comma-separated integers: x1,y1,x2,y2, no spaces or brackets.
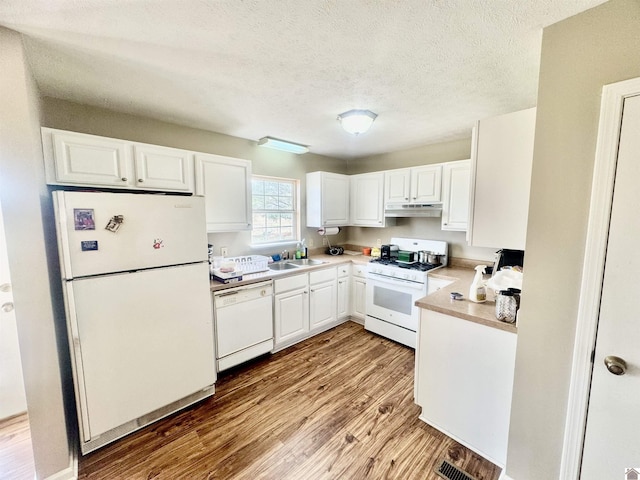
304,291,308,294
138,178,144,183
121,177,128,182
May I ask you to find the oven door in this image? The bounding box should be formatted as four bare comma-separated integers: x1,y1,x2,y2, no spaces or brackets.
365,273,426,331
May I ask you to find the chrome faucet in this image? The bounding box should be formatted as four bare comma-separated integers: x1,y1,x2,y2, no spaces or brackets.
281,250,289,260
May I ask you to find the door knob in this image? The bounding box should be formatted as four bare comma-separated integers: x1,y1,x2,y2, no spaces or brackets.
1,302,14,313
604,355,627,375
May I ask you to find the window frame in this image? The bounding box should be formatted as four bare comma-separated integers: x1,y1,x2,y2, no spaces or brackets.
250,174,301,246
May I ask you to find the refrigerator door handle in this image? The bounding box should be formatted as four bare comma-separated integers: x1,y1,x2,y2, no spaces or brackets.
53,192,74,280
65,282,92,441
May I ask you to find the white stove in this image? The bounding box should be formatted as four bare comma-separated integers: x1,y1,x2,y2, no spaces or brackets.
365,238,448,348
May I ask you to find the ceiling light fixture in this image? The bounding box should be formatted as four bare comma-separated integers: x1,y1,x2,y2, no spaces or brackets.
257,136,309,154
337,109,378,135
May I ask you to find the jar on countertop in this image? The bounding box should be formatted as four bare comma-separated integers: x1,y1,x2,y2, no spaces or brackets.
495,290,517,323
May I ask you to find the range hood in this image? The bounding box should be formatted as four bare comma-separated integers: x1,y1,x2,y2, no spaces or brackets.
384,203,443,218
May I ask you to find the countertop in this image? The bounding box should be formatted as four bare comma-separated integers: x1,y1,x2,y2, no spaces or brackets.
210,253,368,292
417,267,518,334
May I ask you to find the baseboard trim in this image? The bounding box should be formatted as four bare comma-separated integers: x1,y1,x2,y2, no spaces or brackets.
44,463,77,480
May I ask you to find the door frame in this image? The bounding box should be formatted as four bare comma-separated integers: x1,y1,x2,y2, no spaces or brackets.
560,76,640,479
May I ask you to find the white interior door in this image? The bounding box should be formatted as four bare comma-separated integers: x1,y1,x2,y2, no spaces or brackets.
0,199,27,420
581,94,640,478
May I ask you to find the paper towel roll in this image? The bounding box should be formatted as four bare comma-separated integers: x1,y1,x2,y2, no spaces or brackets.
317,227,341,236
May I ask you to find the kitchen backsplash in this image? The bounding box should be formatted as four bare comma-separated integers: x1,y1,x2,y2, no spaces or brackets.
208,217,496,261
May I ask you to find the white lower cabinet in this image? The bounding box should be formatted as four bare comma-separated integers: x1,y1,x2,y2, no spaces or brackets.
273,273,309,351
350,263,367,323
415,309,516,467
273,265,356,352
309,267,337,331
336,264,350,319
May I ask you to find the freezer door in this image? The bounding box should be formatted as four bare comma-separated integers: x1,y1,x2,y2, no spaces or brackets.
54,190,207,278
66,262,215,441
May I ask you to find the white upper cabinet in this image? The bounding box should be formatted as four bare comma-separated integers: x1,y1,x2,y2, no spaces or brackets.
350,172,386,227
384,165,442,206
306,171,350,227
468,107,536,250
441,160,471,231
411,165,442,203
133,144,193,192
42,128,194,192
384,168,411,204
195,153,252,232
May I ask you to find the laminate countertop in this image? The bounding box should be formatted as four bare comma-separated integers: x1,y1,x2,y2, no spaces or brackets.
417,267,518,334
210,253,369,292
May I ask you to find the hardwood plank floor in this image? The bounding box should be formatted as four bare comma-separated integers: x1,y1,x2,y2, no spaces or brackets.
78,321,501,479
0,412,35,480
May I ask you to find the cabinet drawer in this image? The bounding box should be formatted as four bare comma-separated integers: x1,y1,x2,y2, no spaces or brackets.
310,266,337,285
274,273,308,294
337,264,350,278
352,264,367,278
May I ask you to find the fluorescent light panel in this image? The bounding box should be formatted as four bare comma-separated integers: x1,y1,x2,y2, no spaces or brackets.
258,136,309,154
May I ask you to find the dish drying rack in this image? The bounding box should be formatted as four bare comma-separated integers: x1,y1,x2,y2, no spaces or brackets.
224,255,270,274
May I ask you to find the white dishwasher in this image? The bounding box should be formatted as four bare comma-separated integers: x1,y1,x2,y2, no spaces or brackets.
213,280,274,372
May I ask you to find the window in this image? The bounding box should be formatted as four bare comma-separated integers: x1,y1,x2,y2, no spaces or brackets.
251,176,299,244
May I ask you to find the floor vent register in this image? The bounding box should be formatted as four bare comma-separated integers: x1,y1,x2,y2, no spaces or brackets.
435,459,479,480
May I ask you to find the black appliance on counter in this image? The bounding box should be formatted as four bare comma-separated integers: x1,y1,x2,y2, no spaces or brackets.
380,244,399,260
492,249,525,274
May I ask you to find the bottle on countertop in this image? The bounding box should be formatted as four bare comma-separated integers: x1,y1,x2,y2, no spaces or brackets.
469,265,488,303
295,242,302,259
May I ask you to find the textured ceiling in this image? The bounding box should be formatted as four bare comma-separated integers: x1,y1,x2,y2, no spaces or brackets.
0,0,607,159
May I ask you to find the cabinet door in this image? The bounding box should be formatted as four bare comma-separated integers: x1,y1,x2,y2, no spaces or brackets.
441,160,471,231
195,153,252,232
274,287,309,347
351,172,385,227
411,165,442,203
337,276,349,319
44,129,131,188
384,168,411,204
307,172,350,227
133,144,193,192
351,277,367,319
468,107,535,250
321,173,350,226
309,280,336,329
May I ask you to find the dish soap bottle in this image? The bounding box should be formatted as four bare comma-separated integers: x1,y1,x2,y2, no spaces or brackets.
469,265,487,303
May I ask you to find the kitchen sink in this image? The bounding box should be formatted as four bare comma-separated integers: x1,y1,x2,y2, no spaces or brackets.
268,262,300,271
287,259,327,266
268,259,327,270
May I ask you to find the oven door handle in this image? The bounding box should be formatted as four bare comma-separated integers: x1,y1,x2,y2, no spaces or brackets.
367,274,425,290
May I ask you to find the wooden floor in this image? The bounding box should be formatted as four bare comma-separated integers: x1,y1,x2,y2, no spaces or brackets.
78,321,500,479
0,412,35,480
1,322,500,479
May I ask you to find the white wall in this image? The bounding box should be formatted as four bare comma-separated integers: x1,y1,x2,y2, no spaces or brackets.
506,1,640,478
0,28,74,480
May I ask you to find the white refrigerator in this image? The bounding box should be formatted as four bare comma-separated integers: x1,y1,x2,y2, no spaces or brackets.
53,190,216,454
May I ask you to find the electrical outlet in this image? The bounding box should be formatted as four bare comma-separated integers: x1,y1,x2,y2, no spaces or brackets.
308,238,314,247
323,237,328,246
376,238,382,247
220,246,228,257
